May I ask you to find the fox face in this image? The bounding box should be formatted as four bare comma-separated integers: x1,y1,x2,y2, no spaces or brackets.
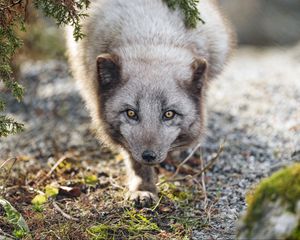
97,52,207,165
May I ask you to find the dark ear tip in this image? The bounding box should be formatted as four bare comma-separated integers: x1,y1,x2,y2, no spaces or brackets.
191,58,207,85
192,58,207,73
96,53,121,90
97,53,120,65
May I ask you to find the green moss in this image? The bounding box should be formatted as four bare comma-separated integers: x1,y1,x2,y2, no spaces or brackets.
87,186,200,240
87,209,160,239
288,221,300,240
159,182,193,202
245,164,300,232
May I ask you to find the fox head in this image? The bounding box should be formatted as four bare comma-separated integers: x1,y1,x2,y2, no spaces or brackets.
96,49,207,165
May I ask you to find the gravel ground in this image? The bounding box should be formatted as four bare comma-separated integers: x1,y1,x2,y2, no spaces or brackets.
1,44,300,239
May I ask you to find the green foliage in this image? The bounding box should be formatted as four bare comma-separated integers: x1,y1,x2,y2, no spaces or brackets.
0,98,5,111
33,0,90,41
163,0,204,28
84,174,99,185
0,198,30,238
0,115,24,137
0,0,90,138
289,226,300,240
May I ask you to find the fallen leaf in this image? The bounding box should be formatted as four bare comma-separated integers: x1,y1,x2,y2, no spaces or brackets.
45,185,59,198
0,198,30,234
84,174,98,185
31,194,47,205
59,186,81,198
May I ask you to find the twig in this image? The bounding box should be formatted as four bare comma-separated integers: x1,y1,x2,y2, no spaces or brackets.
37,154,70,184
157,143,224,186
47,155,70,178
0,157,16,170
0,157,17,195
0,228,16,239
204,196,220,224
4,157,17,180
0,0,23,11
53,201,79,222
172,141,202,178
24,0,29,21
109,176,125,190
151,195,163,211
200,151,208,209
47,230,61,240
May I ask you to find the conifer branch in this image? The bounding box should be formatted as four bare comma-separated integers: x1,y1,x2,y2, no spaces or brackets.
0,116,24,137
0,0,90,137
163,0,204,28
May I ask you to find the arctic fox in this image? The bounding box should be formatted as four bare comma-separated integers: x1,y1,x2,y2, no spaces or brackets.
66,0,233,207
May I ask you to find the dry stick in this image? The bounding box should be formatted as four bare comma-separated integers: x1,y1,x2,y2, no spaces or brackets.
0,157,18,195
53,201,79,222
172,141,202,178
200,151,208,209
109,176,125,190
4,157,17,180
24,0,29,21
151,195,163,211
0,157,16,170
0,228,16,240
37,154,70,185
0,0,23,10
46,155,70,178
205,196,220,224
158,144,224,186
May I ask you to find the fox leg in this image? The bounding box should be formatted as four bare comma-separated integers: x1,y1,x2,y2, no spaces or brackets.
124,156,158,207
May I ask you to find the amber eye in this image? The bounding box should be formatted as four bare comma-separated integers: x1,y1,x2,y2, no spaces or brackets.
126,110,138,120
163,110,176,120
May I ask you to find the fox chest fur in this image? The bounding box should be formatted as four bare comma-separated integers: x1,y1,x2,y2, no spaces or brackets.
66,0,233,206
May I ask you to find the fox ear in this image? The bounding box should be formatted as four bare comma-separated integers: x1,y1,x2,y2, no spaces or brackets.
97,53,121,91
191,58,207,90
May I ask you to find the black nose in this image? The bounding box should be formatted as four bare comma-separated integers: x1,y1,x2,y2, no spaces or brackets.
142,150,157,162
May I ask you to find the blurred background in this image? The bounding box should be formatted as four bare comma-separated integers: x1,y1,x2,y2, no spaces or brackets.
219,0,300,46
14,0,300,63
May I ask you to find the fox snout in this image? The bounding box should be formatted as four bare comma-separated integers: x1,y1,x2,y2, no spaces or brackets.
129,144,169,166
141,150,157,164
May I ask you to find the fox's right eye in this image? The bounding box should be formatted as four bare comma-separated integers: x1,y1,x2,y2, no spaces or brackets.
126,109,138,120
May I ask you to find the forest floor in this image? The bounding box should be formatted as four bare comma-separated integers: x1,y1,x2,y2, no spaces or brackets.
1,44,300,239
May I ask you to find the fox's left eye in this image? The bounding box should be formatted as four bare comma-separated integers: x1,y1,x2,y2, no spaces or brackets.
126,109,138,120
163,110,176,120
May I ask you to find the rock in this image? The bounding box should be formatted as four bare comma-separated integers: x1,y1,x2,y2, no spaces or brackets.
237,164,300,239
219,0,300,45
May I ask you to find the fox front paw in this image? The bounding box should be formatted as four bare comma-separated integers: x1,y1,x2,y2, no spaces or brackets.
127,191,158,208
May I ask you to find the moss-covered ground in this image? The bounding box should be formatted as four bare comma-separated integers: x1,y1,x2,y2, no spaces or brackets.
0,148,216,239
245,163,300,239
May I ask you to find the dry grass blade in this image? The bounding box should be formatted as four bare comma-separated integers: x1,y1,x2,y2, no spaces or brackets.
53,201,79,222
158,143,224,186
0,157,17,170
0,228,16,239
0,157,18,194
200,154,208,209
46,155,70,177
172,141,202,177
37,154,70,184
